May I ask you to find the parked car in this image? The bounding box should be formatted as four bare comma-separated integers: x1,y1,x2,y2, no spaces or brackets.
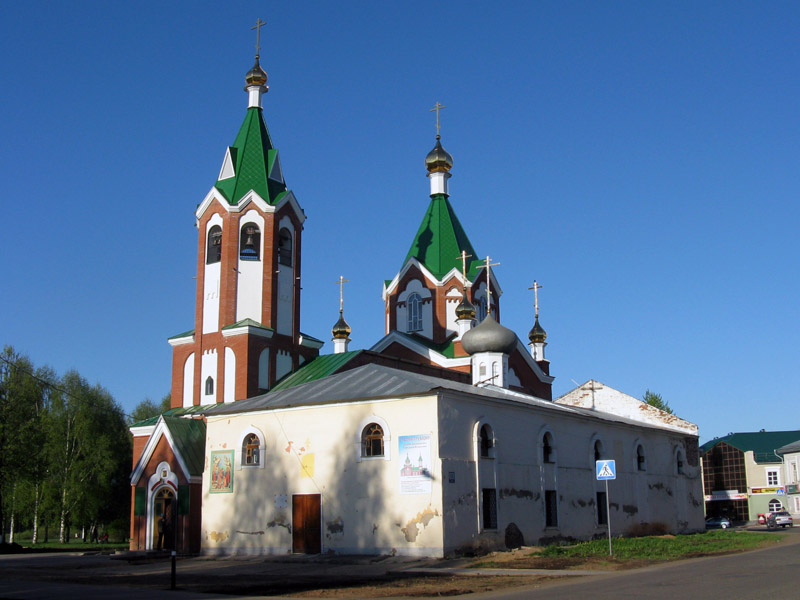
767,511,793,528
705,516,732,529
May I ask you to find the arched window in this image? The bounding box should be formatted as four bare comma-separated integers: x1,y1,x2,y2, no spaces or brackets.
676,449,685,474
479,424,493,458
477,296,488,322
407,293,422,332
542,432,555,463
242,433,260,465
239,223,260,261
769,498,783,513
277,228,292,267
206,226,222,264
205,376,214,396
362,423,384,457
637,444,646,471
594,440,605,462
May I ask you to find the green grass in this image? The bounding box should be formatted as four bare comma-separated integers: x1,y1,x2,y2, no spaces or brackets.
6,534,128,553
541,530,780,560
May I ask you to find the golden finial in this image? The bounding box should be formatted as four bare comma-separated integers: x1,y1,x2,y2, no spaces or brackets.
429,101,446,139
251,18,267,57
335,275,349,313
528,280,543,319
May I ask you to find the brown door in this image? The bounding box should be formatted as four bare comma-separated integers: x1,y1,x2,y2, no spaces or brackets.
292,494,321,553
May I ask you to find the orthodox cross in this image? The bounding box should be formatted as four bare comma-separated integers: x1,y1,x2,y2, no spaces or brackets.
457,250,472,291
585,380,602,410
251,18,267,55
528,280,543,318
335,276,349,313
430,101,446,138
477,256,500,316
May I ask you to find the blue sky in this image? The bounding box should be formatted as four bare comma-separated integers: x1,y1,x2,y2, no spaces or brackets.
2,2,798,443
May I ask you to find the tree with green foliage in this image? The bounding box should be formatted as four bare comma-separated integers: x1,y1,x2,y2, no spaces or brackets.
130,392,172,424
643,389,674,415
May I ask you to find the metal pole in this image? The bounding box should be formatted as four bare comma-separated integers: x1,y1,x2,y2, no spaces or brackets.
606,478,612,556
171,550,176,589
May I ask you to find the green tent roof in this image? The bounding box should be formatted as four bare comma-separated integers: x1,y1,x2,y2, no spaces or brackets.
162,416,206,477
214,107,289,205
701,430,800,463
269,351,363,392
403,194,480,281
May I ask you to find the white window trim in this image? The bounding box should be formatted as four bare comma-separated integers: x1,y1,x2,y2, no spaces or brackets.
237,426,266,470
354,415,391,463
766,468,780,487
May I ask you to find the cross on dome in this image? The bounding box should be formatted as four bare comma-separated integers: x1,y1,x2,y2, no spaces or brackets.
430,101,446,139
251,18,267,57
477,256,500,316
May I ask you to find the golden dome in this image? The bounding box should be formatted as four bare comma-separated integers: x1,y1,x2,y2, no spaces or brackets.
425,137,453,174
332,311,351,339
528,317,547,344
455,291,476,320
244,56,268,88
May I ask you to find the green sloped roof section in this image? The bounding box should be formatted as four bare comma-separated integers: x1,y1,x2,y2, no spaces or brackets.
214,108,288,205
269,351,363,392
700,430,800,463
130,404,215,428
403,194,480,281
397,331,457,358
163,416,206,477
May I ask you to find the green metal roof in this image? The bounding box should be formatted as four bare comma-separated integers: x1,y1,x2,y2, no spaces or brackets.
214,107,289,205
130,404,216,428
397,331,457,358
163,416,206,477
701,430,800,463
168,329,194,340
269,351,363,392
403,194,480,281
222,318,273,332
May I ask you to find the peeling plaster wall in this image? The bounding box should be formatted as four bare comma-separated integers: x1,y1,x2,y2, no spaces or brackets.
438,391,703,554
201,395,444,556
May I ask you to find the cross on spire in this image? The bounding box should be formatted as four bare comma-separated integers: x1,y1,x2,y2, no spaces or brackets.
251,18,267,57
528,280,543,318
335,276,349,313
430,101,446,139
457,250,473,288
477,256,500,316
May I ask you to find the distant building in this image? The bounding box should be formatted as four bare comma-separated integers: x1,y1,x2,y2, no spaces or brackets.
776,440,800,515
700,431,800,522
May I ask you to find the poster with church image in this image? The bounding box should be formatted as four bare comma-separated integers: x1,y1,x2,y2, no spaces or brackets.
209,450,234,494
398,434,432,495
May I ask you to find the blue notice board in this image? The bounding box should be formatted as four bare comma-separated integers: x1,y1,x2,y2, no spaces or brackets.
596,459,616,480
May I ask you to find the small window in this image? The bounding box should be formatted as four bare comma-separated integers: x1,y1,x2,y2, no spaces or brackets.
792,462,798,484
769,498,783,513
545,490,558,527
362,423,384,457
677,450,685,474
277,228,292,267
239,223,261,261
543,432,554,464
206,226,222,264
482,488,497,530
407,293,422,332
594,440,604,462
479,424,493,458
767,469,779,486
243,433,260,466
205,376,214,396
637,444,646,472
477,296,487,322
596,491,608,525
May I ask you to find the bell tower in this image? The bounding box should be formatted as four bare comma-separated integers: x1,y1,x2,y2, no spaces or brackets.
168,23,322,408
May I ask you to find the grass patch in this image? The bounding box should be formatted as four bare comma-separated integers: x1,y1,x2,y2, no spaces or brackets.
541,530,779,561
470,530,784,571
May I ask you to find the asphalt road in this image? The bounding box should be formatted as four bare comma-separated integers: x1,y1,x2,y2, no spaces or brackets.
477,527,800,600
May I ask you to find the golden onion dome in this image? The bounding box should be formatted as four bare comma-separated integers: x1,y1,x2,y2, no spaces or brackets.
528,317,547,344
425,136,454,174
332,311,351,339
455,291,476,320
244,56,268,88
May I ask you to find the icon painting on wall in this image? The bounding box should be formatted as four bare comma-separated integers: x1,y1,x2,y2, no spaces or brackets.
210,450,234,493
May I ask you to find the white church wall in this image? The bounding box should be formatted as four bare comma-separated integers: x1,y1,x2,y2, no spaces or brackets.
236,211,265,323
201,395,446,557
438,392,703,555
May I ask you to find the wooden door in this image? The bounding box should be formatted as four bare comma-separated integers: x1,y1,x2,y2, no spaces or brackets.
292,494,321,554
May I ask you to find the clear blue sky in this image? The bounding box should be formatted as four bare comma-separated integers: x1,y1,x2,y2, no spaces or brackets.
2,2,798,443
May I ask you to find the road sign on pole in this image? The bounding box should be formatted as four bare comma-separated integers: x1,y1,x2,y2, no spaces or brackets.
596,459,616,556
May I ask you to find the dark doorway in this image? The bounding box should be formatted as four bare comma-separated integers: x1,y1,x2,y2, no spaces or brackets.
153,487,176,551
292,494,321,554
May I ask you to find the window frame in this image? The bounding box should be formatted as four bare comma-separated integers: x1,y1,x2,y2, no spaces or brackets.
204,376,214,396
206,225,222,264
361,423,385,458
239,222,261,261
242,433,261,466
277,227,293,267
354,416,391,462
767,469,780,486
238,427,266,470
407,293,423,332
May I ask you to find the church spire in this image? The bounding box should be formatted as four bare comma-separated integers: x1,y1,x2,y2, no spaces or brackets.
332,276,351,354
528,280,548,363
245,18,269,108
425,102,453,196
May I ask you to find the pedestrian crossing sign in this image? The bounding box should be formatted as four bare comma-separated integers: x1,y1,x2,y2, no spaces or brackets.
596,459,616,480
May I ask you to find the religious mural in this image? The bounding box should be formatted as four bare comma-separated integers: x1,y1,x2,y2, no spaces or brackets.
210,450,234,493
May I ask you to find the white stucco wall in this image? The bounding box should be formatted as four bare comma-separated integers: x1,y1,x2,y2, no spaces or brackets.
201,395,445,557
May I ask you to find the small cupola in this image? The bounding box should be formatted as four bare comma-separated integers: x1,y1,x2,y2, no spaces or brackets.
455,290,476,339
527,280,549,366
332,275,351,353
426,102,453,196
461,314,517,388
245,19,270,108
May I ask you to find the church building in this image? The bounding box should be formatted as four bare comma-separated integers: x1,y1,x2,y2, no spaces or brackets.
129,32,703,556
